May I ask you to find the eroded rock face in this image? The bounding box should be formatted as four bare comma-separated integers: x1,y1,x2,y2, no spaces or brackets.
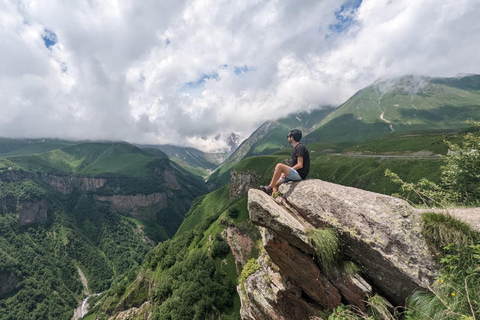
41,174,106,194
0,272,18,297
17,198,48,226
164,171,181,190
245,190,369,318
224,227,255,273
107,301,151,320
95,193,168,219
0,195,48,226
76,177,107,191
229,170,258,199
42,174,74,194
239,250,321,320
243,179,439,319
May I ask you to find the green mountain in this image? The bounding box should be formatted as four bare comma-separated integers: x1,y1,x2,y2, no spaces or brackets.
305,74,480,143
0,138,81,157
139,144,221,178
0,140,207,320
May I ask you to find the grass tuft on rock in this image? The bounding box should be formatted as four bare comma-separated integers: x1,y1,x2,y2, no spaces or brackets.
307,227,340,274
367,294,395,320
341,261,361,276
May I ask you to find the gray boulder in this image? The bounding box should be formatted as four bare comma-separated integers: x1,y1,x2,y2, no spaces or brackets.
244,178,439,320
276,179,438,305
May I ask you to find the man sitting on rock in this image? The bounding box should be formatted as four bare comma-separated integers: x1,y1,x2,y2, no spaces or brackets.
260,129,310,196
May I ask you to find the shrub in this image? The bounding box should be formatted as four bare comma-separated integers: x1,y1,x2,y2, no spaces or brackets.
211,239,231,258
227,207,239,218
239,259,260,285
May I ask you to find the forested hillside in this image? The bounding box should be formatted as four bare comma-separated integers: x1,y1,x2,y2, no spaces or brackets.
0,140,207,320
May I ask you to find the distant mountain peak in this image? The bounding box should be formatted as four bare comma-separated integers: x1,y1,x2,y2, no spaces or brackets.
373,75,429,95
227,132,243,153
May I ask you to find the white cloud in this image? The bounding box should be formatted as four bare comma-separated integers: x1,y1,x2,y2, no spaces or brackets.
0,0,479,151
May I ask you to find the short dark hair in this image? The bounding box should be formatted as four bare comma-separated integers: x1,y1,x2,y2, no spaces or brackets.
288,129,302,142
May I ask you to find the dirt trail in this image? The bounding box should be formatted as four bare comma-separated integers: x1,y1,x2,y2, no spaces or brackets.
380,112,395,132
380,112,390,123
333,152,441,159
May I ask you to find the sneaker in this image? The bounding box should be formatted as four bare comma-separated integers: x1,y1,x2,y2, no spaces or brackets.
260,185,273,196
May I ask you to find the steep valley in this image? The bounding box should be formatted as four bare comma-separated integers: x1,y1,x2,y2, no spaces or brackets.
0,141,207,320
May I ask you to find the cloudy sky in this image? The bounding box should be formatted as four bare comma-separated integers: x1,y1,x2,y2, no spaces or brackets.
1,0,479,151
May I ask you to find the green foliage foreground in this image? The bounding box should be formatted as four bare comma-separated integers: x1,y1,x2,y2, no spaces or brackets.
374,123,480,320
406,213,480,320
387,122,480,207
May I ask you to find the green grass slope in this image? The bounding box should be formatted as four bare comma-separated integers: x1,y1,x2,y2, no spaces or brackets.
0,138,80,157
5,142,168,177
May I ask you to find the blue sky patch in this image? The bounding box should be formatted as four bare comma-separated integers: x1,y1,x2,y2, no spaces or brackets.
184,73,219,88
180,73,219,97
42,29,57,49
328,0,362,34
234,65,255,75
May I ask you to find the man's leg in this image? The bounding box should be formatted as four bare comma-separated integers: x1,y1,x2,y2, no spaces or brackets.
269,163,291,193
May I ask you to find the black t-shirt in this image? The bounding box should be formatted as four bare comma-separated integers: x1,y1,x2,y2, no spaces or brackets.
289,143,310,179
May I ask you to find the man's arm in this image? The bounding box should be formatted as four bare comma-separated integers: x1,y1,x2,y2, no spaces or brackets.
292,156,303,171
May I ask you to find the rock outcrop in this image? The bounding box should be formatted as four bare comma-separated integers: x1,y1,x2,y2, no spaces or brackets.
0,272,18,297
42,174,74,194
41,174,107,194
17,198,48,226
229,170,258,199
76,177,107,191
239,251,326,320
164,171,181,190
241,179,439,319
95,193,168,220
224,227,255,273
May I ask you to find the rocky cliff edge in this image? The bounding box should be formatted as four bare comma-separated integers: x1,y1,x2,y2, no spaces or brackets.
240,179,439,319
